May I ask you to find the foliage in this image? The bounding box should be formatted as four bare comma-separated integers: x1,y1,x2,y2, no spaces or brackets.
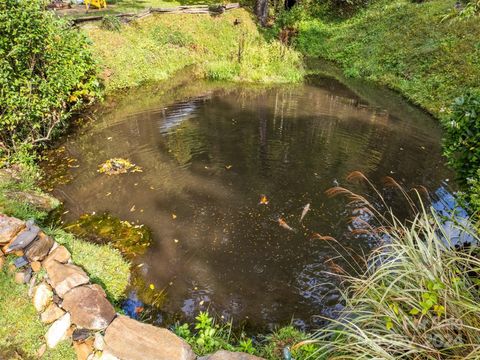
47,228,130,302
442,92,480,214
0,0,99,156
101,15,122,31
262,326,319,360
442,0,480,21
86,9,303,91
174,312,319,359
174,311,237,355
0,269,76,359
313,175,480,359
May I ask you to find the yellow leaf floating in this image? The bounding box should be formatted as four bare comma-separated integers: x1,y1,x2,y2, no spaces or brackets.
149,284,155,290
97,158,142,176
172,214,177,219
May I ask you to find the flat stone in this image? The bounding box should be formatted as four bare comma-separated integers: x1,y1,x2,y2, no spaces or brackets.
41,303,65,324
204,350,265,360
104,315,196,360
43,245,71,269
14,271,27,284
63,285,115,330
94,332,105,351
4,220,40,253
74,340,94,360
31,261,42,272
0,215,25,245
45,261,89,298
34,283,53,312
46,313,71,348
25,232,54,262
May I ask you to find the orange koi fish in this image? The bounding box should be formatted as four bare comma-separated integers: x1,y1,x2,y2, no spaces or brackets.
278,218,295,232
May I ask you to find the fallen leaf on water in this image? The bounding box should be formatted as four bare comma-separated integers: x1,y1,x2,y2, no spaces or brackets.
199,300,205,306
172,213,177,219
137,263,144,268
107,137,113,140
130,205,136,212
149,284,155,290
225,165,232,169
105,192,111,196
174,239,179,243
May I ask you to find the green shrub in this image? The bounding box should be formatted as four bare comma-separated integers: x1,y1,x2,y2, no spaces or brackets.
0,0,99,156
442,92,480,213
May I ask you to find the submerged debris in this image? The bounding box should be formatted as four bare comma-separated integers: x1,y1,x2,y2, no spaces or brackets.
98,158,142,176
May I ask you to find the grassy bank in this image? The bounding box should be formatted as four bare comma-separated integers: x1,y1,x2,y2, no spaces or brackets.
296,0,480,118
85,8,304,92
0,269,76,360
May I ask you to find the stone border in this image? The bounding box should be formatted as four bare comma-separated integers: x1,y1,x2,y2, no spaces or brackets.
0,214,264,360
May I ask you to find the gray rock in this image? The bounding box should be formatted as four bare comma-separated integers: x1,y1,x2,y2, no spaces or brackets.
13,256,28,268
45,260,89,298
25,232,54,262
104,315,196,360
62,284,116,330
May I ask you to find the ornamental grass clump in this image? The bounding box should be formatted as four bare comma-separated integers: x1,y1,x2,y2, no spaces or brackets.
313,172,480,359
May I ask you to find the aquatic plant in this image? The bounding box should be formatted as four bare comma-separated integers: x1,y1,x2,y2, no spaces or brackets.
311,172,480,359
64,213,151,258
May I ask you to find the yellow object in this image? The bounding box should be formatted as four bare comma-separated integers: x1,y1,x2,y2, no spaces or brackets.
85,0,107,10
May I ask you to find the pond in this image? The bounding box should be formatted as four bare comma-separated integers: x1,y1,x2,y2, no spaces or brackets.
44,70,454,332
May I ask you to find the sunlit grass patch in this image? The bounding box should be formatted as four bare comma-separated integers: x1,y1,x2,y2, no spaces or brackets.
85,9,303,91
0,270,76,360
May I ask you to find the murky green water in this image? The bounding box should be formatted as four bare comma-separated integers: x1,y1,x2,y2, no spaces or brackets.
45,73,454,331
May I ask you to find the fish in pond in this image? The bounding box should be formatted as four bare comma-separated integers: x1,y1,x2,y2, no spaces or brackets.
300,203,310,222
325,258,345,275
259,194,269,205
278,218,295,232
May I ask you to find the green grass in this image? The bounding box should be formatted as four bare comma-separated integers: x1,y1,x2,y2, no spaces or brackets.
296,0,480,118
85,8,303,92
0,269,76,360
47,228,130,302
312,174,480,359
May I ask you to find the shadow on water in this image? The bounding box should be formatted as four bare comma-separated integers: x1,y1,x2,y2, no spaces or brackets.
42,71,457,332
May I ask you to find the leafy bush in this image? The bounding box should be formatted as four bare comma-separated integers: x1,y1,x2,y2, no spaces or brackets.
443,92,480,213
0,0,99,156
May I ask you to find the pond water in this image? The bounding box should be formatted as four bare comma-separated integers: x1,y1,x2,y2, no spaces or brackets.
44,72,454,331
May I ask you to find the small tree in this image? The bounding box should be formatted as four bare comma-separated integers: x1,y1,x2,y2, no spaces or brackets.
0,0,99,156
